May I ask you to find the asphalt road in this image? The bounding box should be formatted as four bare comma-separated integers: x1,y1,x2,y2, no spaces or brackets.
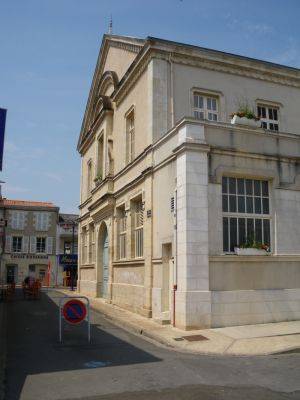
4,290,300,400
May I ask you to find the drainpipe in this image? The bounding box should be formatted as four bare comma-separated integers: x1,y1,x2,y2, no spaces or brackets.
168,53,175,128
173,189,178,327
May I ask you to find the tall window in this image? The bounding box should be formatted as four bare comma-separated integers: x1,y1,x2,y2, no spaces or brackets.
11,211,26,230
117,207,127,260
34,212,50,231
126,110,135,164
36,237,46,253
222,177,271,252
12,236,22,253
193,94,218,121
96,135,104,181
132,200,143,258
257,104,279,131
89,224,95,263
81,228,87,263
87,160,93,195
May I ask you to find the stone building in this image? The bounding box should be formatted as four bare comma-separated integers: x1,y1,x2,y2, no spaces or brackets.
0,199,59,285
77,34,300,329
56,213,78,286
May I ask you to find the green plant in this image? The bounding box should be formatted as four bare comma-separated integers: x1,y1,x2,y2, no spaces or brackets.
94,173,102,182
239,236,269,251
231,104,260,121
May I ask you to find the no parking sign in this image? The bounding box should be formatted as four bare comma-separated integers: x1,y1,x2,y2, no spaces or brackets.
63,299,87,324
59,296,90,343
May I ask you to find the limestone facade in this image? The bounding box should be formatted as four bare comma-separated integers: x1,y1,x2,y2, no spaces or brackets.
0,199,59,286
77,34,300,329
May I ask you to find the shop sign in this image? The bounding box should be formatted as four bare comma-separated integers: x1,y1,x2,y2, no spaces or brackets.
59,254,78,266
11,253,48,260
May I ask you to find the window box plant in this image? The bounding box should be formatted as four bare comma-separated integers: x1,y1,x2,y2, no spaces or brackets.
231,105,261,128
93,173,102,186
234,238,270,256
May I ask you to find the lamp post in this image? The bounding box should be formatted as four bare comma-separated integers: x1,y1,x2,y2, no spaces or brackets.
70,220,76,291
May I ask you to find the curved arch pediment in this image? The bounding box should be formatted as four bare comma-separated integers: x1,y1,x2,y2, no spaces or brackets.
89,95,113,129
98,70,119,96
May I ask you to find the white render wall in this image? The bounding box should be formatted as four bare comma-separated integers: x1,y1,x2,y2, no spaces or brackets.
212,289,300,327
173,63,300,134
275,189,300,254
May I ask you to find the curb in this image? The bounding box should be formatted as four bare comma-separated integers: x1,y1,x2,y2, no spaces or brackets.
0,302,7,400
53,290,300,357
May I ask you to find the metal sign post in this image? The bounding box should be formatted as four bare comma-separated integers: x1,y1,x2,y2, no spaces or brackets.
59,296,90,343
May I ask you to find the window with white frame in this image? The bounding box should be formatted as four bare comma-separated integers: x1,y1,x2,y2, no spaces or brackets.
193,93,218,121
117,207,127,260
34,212,50,231
11,211,26,230
257,104,279,131
36,237,46,253
126,110,135,164
12,236,22,253
132,200,143,258
222,177,271,252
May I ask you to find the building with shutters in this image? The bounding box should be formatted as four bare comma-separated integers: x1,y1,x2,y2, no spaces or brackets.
0,199,59,285
56,213,78,286
77,34,300,330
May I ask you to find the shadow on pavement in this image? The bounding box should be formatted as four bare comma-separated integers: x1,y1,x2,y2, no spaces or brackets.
5,290,161,400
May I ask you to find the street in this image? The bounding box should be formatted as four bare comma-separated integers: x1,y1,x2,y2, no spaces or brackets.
4,290,300,400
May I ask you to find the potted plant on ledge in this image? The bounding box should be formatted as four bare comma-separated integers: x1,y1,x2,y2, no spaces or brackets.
231,105,261,128
93,173,102,186
234,237,270,256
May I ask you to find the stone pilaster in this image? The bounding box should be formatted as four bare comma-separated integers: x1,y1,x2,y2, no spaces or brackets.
143,174,153,317
175,123,211,329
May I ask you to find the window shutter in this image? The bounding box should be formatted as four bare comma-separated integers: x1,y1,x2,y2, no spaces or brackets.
46,213,51,230
11,212,17,229
46,237,53,254
5,236,11,253
30,236,36,253
22,236,29,253
33,212,38,230
20,212,26,229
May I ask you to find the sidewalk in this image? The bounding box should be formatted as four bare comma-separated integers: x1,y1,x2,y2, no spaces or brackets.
0,302,7,400
56,289,300,356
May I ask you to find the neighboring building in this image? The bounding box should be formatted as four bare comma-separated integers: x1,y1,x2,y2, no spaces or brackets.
77,34,300,329
0,199,59,285
56,213,78,286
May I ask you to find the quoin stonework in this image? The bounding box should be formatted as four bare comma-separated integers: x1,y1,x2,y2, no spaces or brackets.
77,34,300,330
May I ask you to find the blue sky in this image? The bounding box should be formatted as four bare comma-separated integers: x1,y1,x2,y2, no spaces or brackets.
0,0,299,213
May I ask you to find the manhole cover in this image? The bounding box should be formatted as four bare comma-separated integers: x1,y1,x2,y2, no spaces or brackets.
182,334,209,342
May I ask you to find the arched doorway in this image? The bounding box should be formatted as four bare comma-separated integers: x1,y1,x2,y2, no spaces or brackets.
98,222,109,298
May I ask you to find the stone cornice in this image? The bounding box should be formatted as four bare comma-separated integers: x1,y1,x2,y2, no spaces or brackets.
169,52,300,89
173,142,210,156
78,36,144,151
211,147,300,163
79,109,113,155
210,255,300,262
112,43,300,107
